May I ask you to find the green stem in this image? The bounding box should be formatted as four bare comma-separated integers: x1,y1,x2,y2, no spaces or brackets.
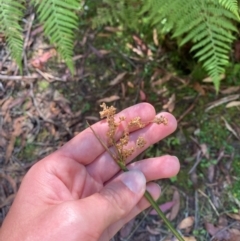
118,161,184,241
144,190,184,241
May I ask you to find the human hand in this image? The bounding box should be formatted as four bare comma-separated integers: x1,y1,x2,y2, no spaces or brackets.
0,103,180,241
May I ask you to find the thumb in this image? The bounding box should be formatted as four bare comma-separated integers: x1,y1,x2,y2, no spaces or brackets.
78,170,146,236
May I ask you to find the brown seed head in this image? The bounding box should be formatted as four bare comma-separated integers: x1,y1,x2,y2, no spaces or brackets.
136,136,146,148
99,103,116,119
128,117,145,129
153,116,168,125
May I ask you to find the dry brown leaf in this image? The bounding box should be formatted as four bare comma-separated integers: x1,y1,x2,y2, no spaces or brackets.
200,143,209,159
5,116,25,163
226,212,240,221
182,237,197,241
221,86,240,94
139,90,146,101
97,95,120,103
229,228,240,236
98,50,111,55
132,47,144,56
163,94,176,112
104,26,122,32
152,72,172,86
1,97,14,111
226,101,240,108
178,217,195,230
221,116,239,140
8,95,28,110
149,201,175,215
203,74,225,82
109,72,127,86
127,81,134,88
169,188,180,221
193,82,206,95
153,28,159,46
205,222,231,240
132,34,147,52
208,164,215,183
205,94,240,112
31,49,56,69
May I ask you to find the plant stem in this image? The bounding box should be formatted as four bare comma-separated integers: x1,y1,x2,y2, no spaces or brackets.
118,162,184,241
144,190,184,241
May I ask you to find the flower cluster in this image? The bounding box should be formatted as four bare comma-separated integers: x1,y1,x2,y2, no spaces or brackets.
153,116,168,125
99,103,167,165
100,103,118,145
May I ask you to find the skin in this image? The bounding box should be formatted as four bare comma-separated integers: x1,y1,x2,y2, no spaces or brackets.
0,103,180,241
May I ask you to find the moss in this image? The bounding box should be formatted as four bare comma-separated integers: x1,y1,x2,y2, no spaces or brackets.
18,144,37,162
38,80,50,92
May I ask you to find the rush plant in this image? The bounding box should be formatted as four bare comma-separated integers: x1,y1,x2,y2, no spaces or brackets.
88,103,184,241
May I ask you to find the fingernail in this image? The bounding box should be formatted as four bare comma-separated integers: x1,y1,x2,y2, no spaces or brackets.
121,170,146,194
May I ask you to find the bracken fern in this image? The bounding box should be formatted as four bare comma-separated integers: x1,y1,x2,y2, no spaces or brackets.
0,0,25,71
172,0,238,91
33,0,80,73
0,0,80,74
219,0,239,18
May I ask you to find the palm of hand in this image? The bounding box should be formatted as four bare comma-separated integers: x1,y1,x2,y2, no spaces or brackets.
0,104,179,241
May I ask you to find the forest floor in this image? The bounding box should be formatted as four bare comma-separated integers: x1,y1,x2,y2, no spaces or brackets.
1,18,240,241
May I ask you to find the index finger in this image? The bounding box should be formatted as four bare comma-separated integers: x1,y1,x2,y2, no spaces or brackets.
58,103,156,165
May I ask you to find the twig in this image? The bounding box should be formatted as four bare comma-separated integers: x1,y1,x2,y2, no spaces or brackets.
23,14,35,75
86,121,117,162
210,221,238,241
0,74,39,80
205,94,240,112
177,95,199,123
35,69,67,82
194,190,199,230
198,189,220,216
124,211,150,241
188,150,202,174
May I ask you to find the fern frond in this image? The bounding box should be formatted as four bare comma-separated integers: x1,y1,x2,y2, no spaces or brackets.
219,0,239,18
93,0,239,90
33,0,80,73
0,0,25,70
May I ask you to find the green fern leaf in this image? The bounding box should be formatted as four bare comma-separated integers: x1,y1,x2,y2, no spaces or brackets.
219,0,239,18
93,0,239,91
0,0,25,70
173,0,238,91
33,0,80,74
